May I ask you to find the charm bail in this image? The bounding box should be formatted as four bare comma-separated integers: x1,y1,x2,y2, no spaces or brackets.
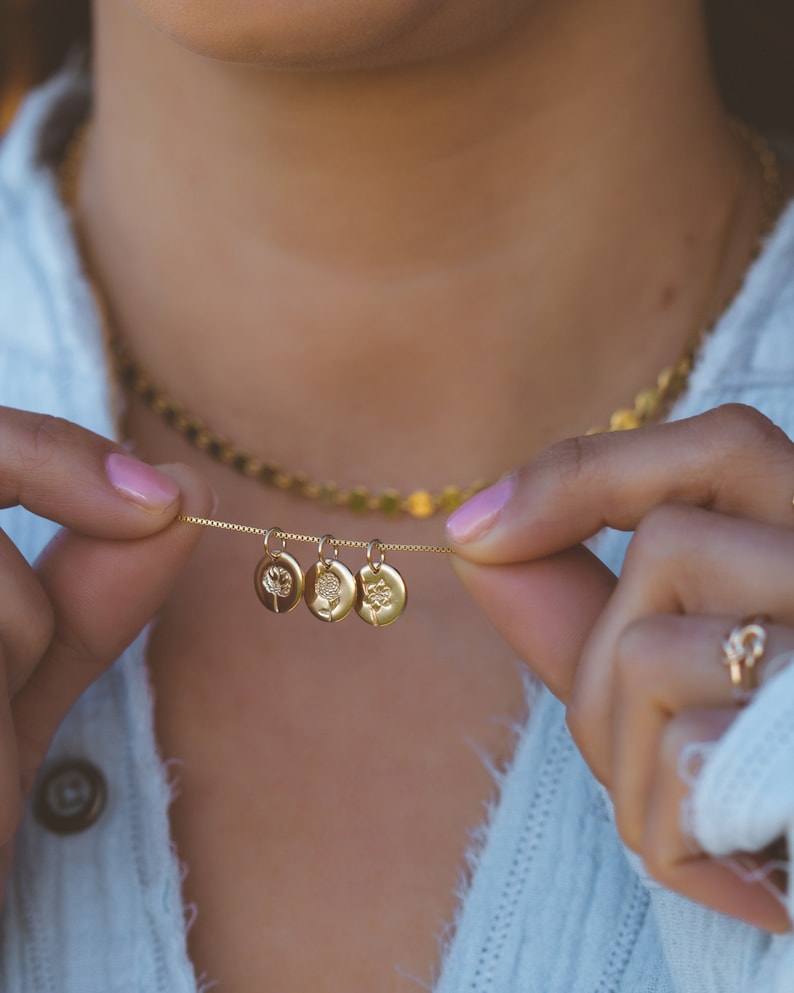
254,527,305,613
305,535,356,622
354,540,407,626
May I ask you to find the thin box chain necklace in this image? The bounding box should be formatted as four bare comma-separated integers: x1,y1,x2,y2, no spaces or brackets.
57,121,785,625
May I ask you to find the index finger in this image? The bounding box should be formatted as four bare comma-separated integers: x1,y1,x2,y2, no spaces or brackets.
0,406,184,537
447,404,794,563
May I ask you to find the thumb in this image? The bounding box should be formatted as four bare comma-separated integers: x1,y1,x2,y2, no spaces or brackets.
453,544,616,701
12,462,214,787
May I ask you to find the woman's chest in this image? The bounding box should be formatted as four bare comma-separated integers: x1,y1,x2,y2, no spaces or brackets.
146,573,527,993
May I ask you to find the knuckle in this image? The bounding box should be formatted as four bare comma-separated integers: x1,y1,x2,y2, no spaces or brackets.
675,405,794,516
46,621,104,688
48,626,93,675
27,414,73,471
614,618,663,693
700,404,792,458
0,552,56,690
2,606,57,697
23,593,57,670
0,413,74,478
529,433,601,495
0,410,100,511
706,402,779,440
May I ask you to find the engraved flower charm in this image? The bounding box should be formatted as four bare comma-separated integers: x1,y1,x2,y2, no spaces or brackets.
316,570,341,606
363,577,392,614
263,564,294,598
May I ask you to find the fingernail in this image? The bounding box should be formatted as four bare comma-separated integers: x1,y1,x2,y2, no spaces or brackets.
446,475,515,544
105,452,182,510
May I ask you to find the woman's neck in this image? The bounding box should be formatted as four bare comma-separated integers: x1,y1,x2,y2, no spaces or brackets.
80,0,752,505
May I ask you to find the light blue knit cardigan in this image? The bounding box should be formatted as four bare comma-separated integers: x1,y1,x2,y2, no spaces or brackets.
1,75,794,993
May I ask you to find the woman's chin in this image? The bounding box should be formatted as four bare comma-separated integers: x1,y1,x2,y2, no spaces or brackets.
121,0,527,70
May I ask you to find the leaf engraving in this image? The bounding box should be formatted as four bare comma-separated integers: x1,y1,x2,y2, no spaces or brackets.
264,564,294,598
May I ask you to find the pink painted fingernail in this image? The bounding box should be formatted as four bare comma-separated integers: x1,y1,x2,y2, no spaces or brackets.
105,452,181,510
446,475,515,544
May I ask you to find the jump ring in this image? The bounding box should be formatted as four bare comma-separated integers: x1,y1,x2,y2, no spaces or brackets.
366,539,385,573
318,534,339,568
264,527,286,558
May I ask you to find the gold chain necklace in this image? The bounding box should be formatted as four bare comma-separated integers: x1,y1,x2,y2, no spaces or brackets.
60,121,783,522
58,121,785,625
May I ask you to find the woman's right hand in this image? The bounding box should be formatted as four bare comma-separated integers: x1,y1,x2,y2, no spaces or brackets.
0,406,213,902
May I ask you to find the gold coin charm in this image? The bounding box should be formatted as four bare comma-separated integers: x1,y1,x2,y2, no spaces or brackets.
254,528,304,613
305,535,356,622
354,540,407,627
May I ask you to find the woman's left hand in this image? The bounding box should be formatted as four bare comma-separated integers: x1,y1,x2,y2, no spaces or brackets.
447,403,794,934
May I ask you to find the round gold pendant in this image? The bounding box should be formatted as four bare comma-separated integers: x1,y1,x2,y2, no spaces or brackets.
354,562,407,626
305,560,356,622
254,551,305,613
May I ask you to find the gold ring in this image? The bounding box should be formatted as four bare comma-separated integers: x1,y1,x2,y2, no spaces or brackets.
721,617,768,704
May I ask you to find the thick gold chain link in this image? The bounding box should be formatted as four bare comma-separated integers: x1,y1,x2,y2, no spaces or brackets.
60,120,784,532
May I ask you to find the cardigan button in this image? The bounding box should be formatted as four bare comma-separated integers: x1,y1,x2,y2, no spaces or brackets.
33,759,107,835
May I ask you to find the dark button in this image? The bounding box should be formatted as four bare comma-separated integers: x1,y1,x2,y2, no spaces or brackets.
33,759,107,835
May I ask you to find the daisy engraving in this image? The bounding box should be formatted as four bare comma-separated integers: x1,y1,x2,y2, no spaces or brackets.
263,564,294,598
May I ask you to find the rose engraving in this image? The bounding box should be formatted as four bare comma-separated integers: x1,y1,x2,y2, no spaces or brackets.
363,577,392,615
